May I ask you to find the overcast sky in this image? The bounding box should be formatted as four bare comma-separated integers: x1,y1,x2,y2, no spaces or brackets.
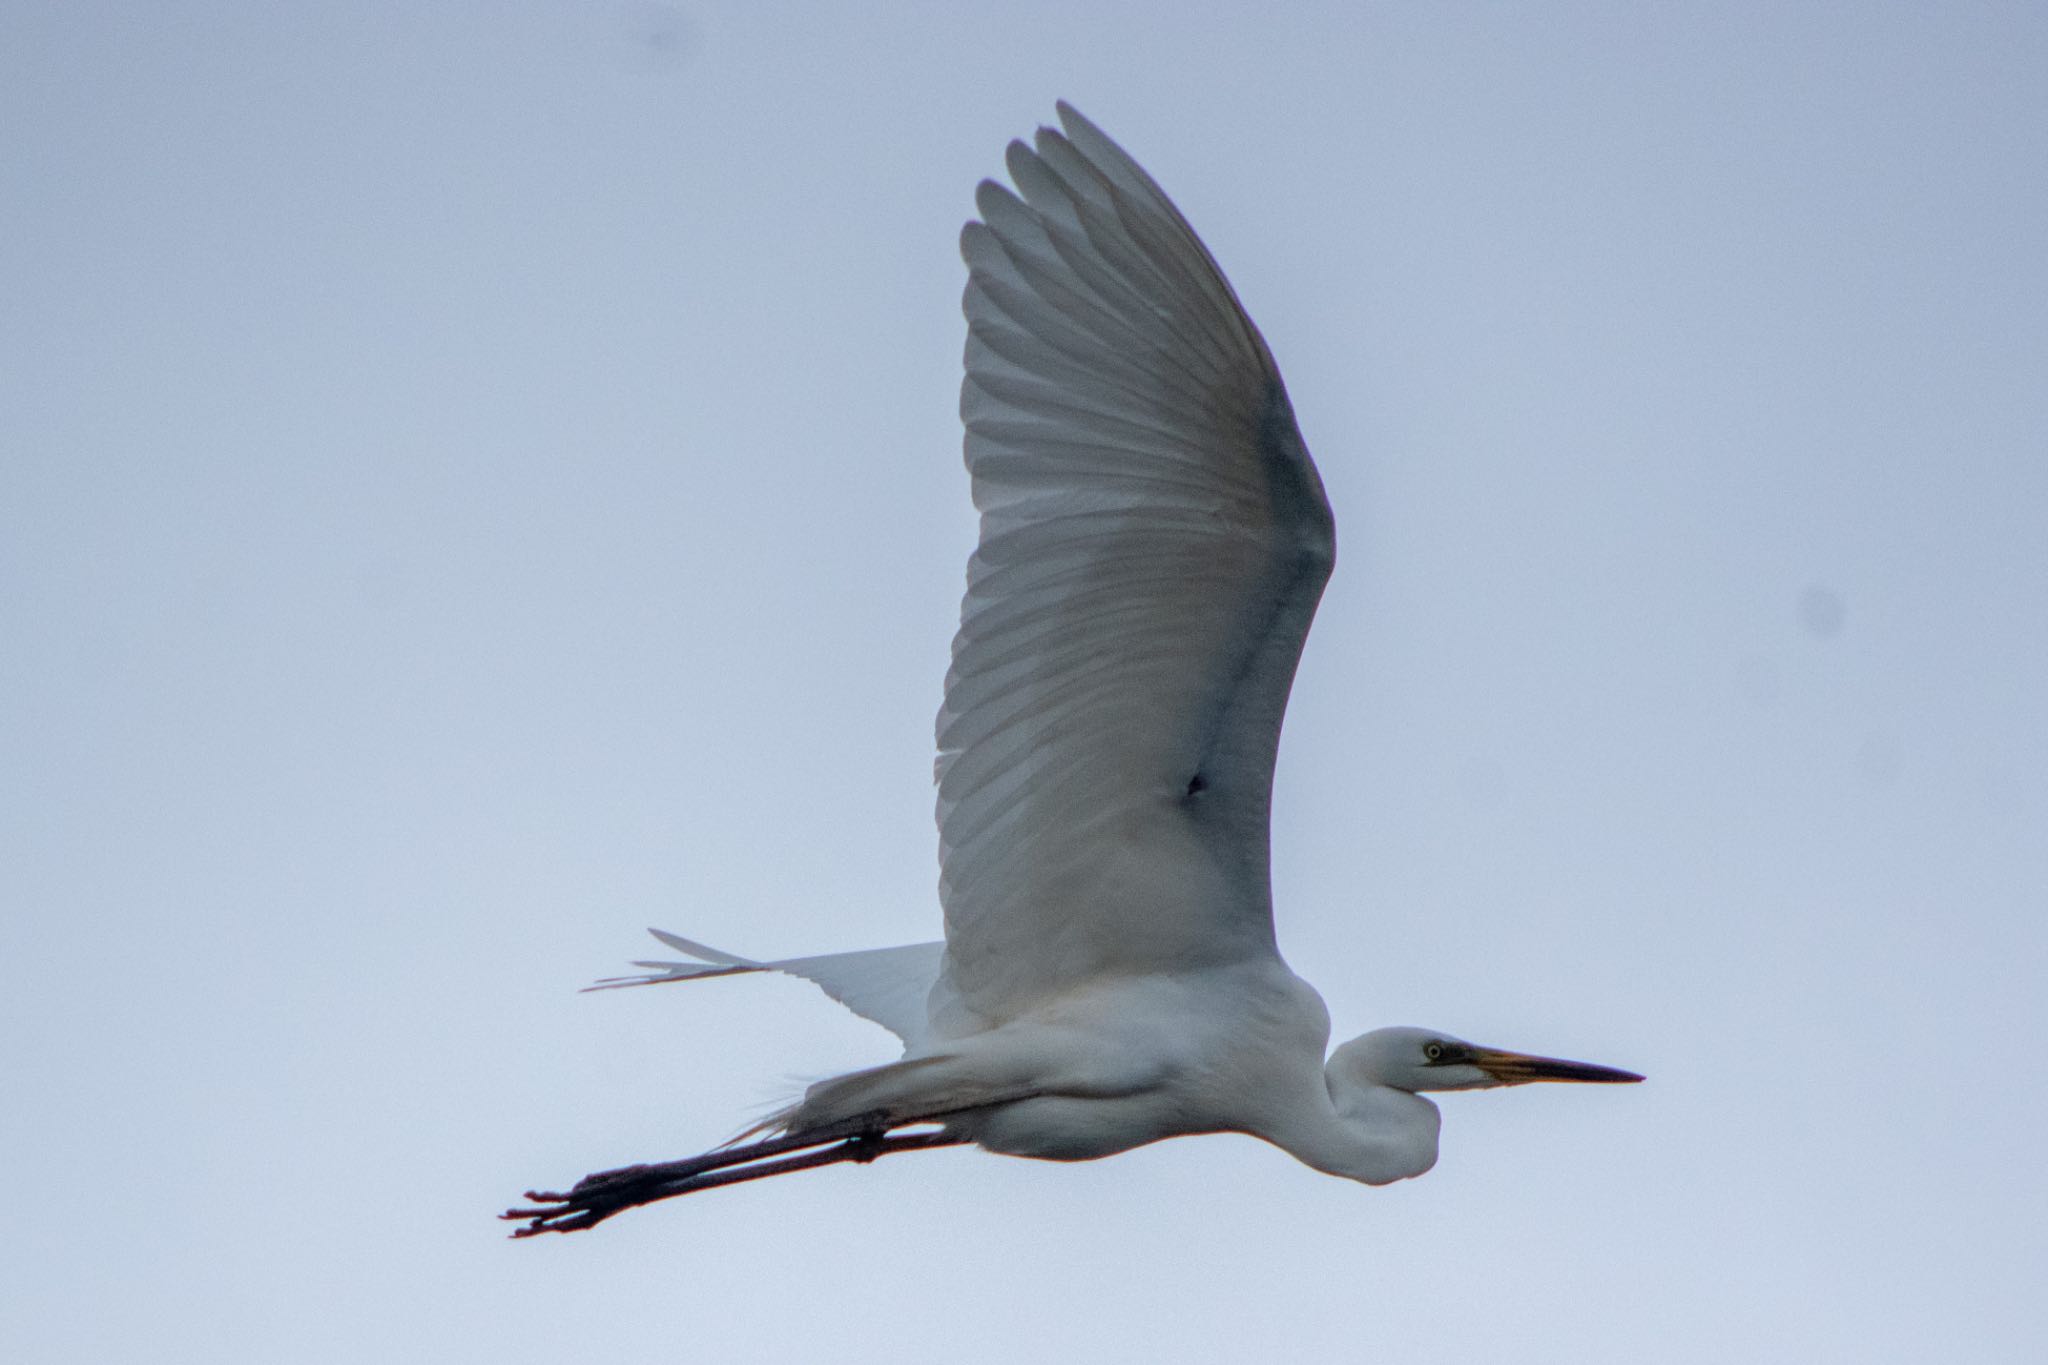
5,3,2045,1361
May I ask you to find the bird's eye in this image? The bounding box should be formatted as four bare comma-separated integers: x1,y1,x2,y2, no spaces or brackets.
1423,1042,1444,1061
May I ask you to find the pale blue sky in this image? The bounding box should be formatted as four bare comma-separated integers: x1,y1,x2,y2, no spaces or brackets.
5,3,2045,1361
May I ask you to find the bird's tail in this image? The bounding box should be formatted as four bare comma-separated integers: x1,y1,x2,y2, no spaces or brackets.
583,928,767,992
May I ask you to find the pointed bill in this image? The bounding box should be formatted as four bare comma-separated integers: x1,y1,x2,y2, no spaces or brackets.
1467,1047,1644,1085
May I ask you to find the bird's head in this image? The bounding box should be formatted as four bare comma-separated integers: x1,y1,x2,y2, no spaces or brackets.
1331,1026,1644,1095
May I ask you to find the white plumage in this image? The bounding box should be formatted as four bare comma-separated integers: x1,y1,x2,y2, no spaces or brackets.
508,103,1639,1237
592,929,944,1048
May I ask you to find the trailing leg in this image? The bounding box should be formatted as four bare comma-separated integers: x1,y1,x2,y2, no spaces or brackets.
502,1117,966,1236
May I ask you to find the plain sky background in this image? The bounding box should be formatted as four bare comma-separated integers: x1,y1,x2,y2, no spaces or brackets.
5,3,2045,1361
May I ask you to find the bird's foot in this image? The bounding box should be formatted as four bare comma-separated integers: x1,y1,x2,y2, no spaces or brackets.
503,1160,678,1236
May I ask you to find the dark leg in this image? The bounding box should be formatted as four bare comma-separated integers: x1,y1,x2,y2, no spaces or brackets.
502,1120,968,1236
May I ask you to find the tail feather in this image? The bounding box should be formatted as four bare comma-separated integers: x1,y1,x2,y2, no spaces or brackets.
581,930,941,1049
583,928,770,992
646,928,757,966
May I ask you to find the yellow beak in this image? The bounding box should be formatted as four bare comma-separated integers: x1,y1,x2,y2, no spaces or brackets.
1467,1046,1644,1085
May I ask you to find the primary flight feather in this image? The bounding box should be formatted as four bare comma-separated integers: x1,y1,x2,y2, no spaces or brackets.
509,103,1639,1237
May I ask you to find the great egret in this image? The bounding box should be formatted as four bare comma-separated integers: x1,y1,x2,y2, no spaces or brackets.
506,103,1640,1237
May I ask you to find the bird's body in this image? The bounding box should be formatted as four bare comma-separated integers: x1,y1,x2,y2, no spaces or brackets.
809,954,1340,1166
507,104,1639,1237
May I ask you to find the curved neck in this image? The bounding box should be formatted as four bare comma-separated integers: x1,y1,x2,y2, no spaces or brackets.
1265,1079,1441,1186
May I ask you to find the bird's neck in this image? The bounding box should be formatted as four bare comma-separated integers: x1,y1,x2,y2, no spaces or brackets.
1269,1080,1441,1186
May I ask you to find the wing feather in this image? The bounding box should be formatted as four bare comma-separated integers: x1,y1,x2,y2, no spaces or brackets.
931,105,1335,1037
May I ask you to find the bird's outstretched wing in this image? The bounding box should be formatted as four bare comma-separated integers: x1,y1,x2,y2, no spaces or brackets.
934,103,1335,1035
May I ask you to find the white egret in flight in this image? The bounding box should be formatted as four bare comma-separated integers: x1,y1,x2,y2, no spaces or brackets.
507,103,1640,1237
